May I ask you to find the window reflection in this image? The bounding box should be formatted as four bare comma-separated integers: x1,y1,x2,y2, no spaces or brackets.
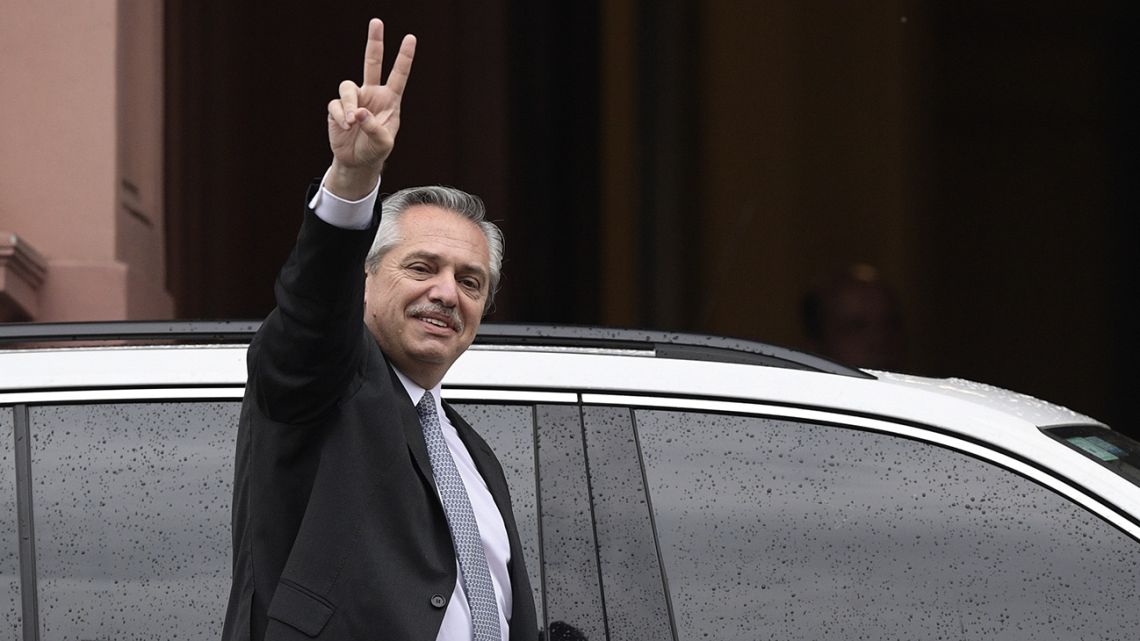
30,402,237,640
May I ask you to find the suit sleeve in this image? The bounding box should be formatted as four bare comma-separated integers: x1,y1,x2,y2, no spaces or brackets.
249,180,382,425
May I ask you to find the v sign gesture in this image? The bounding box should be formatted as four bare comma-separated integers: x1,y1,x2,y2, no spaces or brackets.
325,19,417,199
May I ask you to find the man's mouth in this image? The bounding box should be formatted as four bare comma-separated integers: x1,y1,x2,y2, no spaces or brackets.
408,303,462,332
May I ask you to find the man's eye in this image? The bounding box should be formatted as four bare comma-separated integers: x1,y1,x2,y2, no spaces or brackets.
461,278,482,291
407,263,431,274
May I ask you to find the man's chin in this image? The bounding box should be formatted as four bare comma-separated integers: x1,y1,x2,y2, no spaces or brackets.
406,339,458,365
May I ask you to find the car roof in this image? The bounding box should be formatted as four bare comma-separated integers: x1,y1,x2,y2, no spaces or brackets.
0,321,1102,431
2,320,1134,535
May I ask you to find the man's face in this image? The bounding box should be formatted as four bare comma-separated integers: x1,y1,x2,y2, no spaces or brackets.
820,282,905,370
364,205,491,388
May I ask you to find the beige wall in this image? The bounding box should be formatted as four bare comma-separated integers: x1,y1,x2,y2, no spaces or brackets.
0,0,171,321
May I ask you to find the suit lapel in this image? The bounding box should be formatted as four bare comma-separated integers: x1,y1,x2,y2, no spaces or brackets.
384,362,511,530
386,362,439,495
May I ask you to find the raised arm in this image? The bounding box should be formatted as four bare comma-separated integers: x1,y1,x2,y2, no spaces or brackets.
325,18,417,199
252,19,417,424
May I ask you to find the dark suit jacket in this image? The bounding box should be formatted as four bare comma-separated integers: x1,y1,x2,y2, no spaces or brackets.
222,184,537,641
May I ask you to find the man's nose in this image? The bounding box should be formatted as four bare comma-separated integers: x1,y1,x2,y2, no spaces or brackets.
427,272,459,306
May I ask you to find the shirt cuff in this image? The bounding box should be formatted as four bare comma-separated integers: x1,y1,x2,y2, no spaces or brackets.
308,168,381,230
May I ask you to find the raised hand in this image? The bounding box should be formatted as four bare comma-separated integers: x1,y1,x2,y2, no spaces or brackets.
325,19,416,199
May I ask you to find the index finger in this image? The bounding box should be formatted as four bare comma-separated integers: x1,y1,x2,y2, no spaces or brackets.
362,18,384,86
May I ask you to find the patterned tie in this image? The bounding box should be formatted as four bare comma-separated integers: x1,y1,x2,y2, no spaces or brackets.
416,391,502,641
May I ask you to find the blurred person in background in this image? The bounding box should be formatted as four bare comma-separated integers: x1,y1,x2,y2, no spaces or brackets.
801,264,908,371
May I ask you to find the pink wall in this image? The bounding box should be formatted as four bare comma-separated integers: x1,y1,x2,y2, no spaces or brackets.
0,0,172,321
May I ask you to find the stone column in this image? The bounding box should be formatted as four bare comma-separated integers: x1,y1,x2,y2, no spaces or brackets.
0,0,173,322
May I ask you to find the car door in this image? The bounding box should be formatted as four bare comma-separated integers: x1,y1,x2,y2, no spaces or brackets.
613,397,1140,641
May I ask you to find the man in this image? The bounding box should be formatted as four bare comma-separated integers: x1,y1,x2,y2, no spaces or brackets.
222,19,536,641
801,263,908,371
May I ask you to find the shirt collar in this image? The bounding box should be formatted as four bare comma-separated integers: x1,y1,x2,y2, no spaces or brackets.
392,366,444,415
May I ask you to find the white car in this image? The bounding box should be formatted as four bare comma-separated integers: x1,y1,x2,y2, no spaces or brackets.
1,322,1138,640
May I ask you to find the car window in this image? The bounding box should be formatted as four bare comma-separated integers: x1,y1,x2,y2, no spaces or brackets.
582,406,674,641
635,409,1140,641
535,404,605,641
1045,425,1140,487
28,401,238,640
1,408,20,636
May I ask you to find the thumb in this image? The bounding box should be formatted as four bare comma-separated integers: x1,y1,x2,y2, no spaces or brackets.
356,110,395,154
356,109,387,136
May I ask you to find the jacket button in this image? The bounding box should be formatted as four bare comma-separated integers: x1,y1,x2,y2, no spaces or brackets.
430,594,447,608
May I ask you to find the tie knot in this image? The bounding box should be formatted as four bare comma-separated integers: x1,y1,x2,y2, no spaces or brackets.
417,391,436,421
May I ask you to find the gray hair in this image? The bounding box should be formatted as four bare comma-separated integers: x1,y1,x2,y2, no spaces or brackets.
365,185,504,312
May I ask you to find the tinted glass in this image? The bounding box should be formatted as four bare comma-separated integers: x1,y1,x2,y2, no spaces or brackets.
582,406,673,641
535,404,604,641
636,410,1140,641
0,408,19,636
30,402,238,640
454,403,544,626
1045,425,1140,487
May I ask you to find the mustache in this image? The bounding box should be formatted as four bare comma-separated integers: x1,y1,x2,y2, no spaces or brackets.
406,302,463,332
